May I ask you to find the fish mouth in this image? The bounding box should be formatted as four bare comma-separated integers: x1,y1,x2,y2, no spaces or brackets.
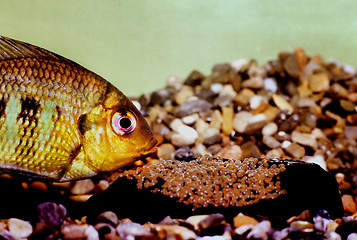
140,137,158,156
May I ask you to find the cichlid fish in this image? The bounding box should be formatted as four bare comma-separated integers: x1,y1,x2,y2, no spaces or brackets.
0,36,157,181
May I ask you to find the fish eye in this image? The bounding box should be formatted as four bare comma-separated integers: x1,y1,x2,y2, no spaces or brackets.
111,110,137,135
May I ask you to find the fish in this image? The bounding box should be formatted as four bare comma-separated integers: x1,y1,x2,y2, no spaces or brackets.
0,36,157,182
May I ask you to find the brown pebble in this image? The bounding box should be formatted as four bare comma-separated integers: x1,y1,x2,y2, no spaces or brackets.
233,214,259,228
215,145,243,160
241,141,261,158
61,224,86,239
70,179,95,195
30,181,48,191
222,106,234,135
272,94,294,113
157,143,175,160
308,72,330,92
341,194,357,214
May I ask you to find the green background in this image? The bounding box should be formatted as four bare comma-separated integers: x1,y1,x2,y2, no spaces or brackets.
1,1,356,96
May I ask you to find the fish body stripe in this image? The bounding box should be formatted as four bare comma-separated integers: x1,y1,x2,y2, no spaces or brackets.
0,58,108,179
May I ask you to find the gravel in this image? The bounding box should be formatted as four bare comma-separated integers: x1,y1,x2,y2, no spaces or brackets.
0,48,356,239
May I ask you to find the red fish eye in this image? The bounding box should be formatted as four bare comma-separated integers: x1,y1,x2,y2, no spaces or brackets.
112,110,137,135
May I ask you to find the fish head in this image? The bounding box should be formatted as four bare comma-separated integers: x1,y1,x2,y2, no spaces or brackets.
81,85,157,172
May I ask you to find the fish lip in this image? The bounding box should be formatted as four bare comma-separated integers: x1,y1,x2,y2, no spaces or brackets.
140,137,158,156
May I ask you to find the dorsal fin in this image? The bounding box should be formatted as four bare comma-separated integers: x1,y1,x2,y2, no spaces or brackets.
0,36,72,63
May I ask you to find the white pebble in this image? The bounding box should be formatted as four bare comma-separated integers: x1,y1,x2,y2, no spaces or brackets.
347,233,357,240
343,65,356,75
182,114,199,125
247,220,272,240
233,111,253,133
167,75,184,90
170,118,184,131
231,59,248,72
219,84,237,98
171,125,198,146
250,113,267,123
281,140,292,149
8,218,33,239
250,95,264,109
210,83,223,94
311,128,326,138
85,225,99,240
195,119,210,135
177,125,198,138
264,78,278,93
262,122,278,136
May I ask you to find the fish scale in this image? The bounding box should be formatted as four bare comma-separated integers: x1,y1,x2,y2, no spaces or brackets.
0,36,157,181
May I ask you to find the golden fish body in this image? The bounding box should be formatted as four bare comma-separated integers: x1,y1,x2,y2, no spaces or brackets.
0,36,157,181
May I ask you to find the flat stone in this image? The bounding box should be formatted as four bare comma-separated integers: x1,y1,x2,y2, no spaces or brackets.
177,99,213,117
272,94,294,113
291,131,317,148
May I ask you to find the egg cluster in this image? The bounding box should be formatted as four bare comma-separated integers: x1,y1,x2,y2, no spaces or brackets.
121,156,287,209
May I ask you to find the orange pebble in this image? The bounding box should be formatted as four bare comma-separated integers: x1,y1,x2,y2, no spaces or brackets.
30,181,48,192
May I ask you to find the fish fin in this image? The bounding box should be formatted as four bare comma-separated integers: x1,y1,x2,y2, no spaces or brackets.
0,36,73,63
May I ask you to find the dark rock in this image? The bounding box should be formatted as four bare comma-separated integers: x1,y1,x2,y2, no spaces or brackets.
203,134,222,146
38,202,67,228
275,110,300,132
184,70,205,87
150,89,173,105
241,141,261,158
177,99,213,117
198,213,228,236
174,147,195,161
212,63,232,73
197,87,217,102
207,144,222,155
283,54,300,79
